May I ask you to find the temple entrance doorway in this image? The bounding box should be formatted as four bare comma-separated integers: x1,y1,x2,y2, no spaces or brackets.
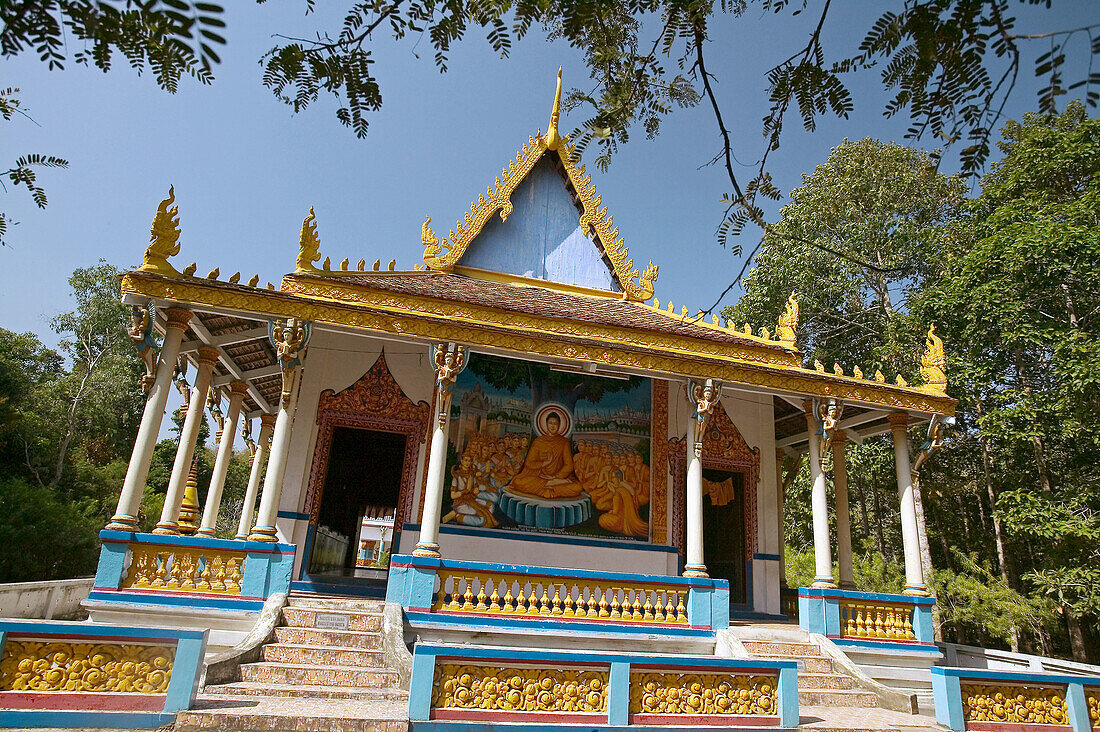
702,468,748,606
306,427,407,582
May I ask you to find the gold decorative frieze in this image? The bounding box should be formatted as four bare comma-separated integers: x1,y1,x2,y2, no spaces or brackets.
629,671,777,716
0,640,174,693
960,683,1069,725
1085,687,1098,728
121,543,245,595
120,273,957,416
432,663,608,713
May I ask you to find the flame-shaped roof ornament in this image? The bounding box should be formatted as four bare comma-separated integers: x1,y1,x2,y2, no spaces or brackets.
545,67,563,151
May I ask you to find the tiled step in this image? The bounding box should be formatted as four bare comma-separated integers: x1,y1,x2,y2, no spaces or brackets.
204,681,409,701
799,689,879,707
751,654,834,674
798,673,856,690
261,643,386,667
287,594,386,613
274,626,382,650
283,606,383,632
741,640,824,657
240,661,397,687
176,695,407,732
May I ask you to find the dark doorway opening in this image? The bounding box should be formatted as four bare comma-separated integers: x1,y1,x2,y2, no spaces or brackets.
702,468,747,606
307,427,407,580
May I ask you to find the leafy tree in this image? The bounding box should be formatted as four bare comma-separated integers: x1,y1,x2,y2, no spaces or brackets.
0,476,101,581
0,88,69,247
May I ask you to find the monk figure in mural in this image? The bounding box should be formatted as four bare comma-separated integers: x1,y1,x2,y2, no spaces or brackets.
505,413,585,500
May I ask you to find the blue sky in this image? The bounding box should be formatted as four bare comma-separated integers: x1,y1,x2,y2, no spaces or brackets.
2,1,1096,347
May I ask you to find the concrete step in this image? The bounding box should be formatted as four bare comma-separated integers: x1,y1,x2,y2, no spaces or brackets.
274,626,382,650
751,654,834,674
283,606,383,632
799,689,879,708
240,661,397,688
798,705,940,731
176,695,407,732
798,673,856,690
741,640,824,657
287,594,386,613
204,681,409,701
261,643,386,667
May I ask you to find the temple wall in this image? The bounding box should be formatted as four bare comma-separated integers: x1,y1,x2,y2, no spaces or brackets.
276,329,434,577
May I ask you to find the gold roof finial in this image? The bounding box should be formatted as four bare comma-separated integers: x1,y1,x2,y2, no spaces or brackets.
140,185,182,276
545,67,563,151
296,206,321,272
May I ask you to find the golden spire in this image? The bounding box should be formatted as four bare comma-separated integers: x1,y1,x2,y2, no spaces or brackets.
177,459,200,535
545,67,563,151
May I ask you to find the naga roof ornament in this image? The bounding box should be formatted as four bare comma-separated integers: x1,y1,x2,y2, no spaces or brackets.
421,69,661,303
296,207,322,272
140,186,182,276
919,324,947,393
776,294,799,348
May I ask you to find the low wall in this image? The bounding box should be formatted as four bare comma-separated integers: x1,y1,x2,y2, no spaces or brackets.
932,666,1099,732
0,577,93,620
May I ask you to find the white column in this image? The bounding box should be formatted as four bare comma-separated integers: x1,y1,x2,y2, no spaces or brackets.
415,343,468,558
196,381,248,537
683,413,707,577
890,413,927,595
154,347,219,534
237,415,275,540
832,430,855,589
248,381,299,542
776,449,786,587
107,308,192,530
805,400,836,588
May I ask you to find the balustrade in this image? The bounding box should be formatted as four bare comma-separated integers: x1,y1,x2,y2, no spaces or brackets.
121,543,245,595
432,571,688,625
839,600,915,641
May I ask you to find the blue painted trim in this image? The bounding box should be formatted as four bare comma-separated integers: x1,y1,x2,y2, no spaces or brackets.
299,523,316,581
753,553,781,561
777,666,799,728
391,553,726,590
278,510,311,521
408,648,436,721
402,522,679,554
730,610,789,622
85,590,264,612
797,586,937,606
99,529,295,554
0,710,175,728
406,611,715,639
931,667,964,731
930,666,1100,686
412,723,798,732
830,637,939,652
608,661,629,726
164,634,207,712
291,579,386,599
1066,682,1091,732
0,619,206,641
414,643,796,670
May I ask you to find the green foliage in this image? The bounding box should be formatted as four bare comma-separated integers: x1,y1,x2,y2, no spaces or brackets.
0,476,100,581
0,88,69,247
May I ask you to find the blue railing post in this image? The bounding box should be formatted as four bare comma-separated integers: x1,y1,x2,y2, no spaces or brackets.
408,648,437,721
608,661,630,726
1065,682,1091,732
778,664,800,728
930,667,965,731
93,531,131,589
163,632,209,713
912,602,935,644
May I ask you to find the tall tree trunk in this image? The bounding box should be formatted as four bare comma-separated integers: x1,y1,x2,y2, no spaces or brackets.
1063,608,1089,663
870,476,889,572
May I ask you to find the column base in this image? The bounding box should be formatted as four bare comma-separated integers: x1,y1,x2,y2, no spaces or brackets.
903,585,930,596
838,580,858,590
233,533,248,541
194,528,217,538
412,542,440,558
811,578,838,589
682,564,709,578
247,526,278,542
152,522,180,535
105,514,138,531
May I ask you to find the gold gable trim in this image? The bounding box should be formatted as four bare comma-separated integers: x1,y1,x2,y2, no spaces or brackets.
421,72,659,303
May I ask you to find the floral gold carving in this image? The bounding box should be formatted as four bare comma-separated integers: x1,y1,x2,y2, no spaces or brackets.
1085,688,1098,727
652,381,669,545
629,671,777,716
961,683,1069,725
432,663,608,713
0,640,174,693
140,186,182,277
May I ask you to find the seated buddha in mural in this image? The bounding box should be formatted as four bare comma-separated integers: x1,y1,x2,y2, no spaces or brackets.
504,412,585,500
442,453,499,528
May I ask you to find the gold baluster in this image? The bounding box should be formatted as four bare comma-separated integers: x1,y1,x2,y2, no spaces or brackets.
463,577,475,610
676,591,687,623
598,586,610,618
904,611,914,639
488,578,501,612
551,584,563,615
858,606,869,636
196,554,212,590
874,608,885,638
212,556,227,592
447,575,461,610
187,553,202,590
130,549,152,587
539,583,552,615
665,592,675,622
631,589,643,620
586,587,598,618
435,577,447,609
151,552,169,587
562,585,575,617
475,577,488,611
642,589,655,621
610,589,622,619
527,585,539,616
653,591,666,622
501,580,515,613
842,605,853,636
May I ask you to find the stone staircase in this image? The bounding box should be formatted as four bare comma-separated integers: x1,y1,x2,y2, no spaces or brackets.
175,594,409,731
740,638,879,708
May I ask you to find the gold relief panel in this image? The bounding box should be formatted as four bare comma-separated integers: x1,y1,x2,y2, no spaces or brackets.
629,671,778,716
1085,687,1098,728
431,663,608,713
0,640,174,693
960,683,1069,725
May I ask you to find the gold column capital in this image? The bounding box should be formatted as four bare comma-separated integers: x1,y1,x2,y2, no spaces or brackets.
196,347,221,367
165,307,193,329
259,414,278,428
887,412,911,430
228,380,250,397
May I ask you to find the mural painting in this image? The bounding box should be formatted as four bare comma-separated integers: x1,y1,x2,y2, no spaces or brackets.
441,353,652,541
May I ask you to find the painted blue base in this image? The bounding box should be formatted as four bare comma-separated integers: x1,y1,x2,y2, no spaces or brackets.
402,524,676,554
405,610,715,639
85,589,265,612
498,490,592,529
412,723,798,732
292,578,387,599
0,709,175,728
